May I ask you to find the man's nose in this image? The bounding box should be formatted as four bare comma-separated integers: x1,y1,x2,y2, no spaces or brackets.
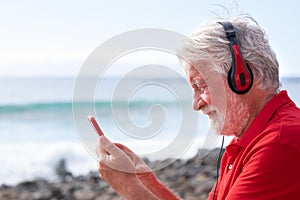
193,98,205,110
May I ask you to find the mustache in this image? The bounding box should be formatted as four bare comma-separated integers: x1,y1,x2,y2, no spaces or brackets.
200,105,215,114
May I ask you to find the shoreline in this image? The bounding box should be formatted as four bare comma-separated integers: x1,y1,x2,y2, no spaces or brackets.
0,148,224,200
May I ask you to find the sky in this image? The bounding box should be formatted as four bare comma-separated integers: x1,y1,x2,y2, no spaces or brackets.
0,0,300,78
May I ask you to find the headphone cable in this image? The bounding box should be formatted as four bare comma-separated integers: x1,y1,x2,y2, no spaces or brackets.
212,136,225,200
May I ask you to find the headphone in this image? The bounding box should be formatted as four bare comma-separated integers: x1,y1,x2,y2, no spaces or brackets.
218,21,253,94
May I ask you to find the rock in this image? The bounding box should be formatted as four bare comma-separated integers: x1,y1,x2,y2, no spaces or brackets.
0,148,223,199
55,158,73,183
73,186,96,200
0,184,9,190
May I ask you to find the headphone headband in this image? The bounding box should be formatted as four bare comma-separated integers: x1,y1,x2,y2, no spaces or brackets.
218,21,236,38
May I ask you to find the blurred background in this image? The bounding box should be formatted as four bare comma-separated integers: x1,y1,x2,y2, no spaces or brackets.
0,0,300,186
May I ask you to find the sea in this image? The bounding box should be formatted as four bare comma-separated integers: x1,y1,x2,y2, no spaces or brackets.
0,77,299,185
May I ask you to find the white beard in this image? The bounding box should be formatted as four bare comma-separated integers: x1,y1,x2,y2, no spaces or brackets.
208,96,250,137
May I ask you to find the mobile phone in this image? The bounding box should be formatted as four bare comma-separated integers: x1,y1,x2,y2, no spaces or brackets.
87,115,104,136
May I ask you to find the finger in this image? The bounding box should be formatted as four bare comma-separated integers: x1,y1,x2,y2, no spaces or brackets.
115,143,152,173
95,146,100,160
97,136,109,158
98,137,136,173
114,143,139,165
95,145,106,162
115,143,130,151
114,143,138,162
98,162,109,181
99,136,124,157
96,136,116,163
115,143,133,152
115,143,135,158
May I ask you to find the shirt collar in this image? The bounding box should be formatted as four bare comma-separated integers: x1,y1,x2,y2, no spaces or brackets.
236,90,292,147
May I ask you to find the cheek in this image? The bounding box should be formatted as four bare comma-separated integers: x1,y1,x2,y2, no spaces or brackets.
193,90,212,105
208,80,228,112
202,91,212,104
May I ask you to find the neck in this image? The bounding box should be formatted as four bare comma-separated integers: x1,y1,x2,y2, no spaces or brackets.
235,88,277,138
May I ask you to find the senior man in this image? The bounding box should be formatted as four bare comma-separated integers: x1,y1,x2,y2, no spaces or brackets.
96,14,300,200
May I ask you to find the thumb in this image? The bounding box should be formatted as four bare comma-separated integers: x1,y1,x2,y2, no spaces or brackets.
115,143,152,173
99,136,121,156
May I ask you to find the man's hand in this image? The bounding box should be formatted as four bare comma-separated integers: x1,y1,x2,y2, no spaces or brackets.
97,136,180,200
114,142,181,200
97,136,158,199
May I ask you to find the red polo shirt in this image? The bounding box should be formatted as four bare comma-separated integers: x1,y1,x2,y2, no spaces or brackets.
208,90,300,200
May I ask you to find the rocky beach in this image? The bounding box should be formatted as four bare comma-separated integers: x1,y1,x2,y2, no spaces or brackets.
0,148,224,200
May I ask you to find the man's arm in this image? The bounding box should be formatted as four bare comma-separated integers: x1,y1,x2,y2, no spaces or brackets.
136,171,180,200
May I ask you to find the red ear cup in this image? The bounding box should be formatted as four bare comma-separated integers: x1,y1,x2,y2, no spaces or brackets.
227,44,253,94
219,21,253,94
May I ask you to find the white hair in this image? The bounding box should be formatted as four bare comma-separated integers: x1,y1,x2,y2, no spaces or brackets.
178,14,280,92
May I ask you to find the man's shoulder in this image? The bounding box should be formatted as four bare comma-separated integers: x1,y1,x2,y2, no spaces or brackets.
260,101,300,152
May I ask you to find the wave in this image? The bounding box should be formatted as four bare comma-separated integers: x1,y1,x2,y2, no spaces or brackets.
0,141,96,185
0,102,71,112
0,100,186,114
